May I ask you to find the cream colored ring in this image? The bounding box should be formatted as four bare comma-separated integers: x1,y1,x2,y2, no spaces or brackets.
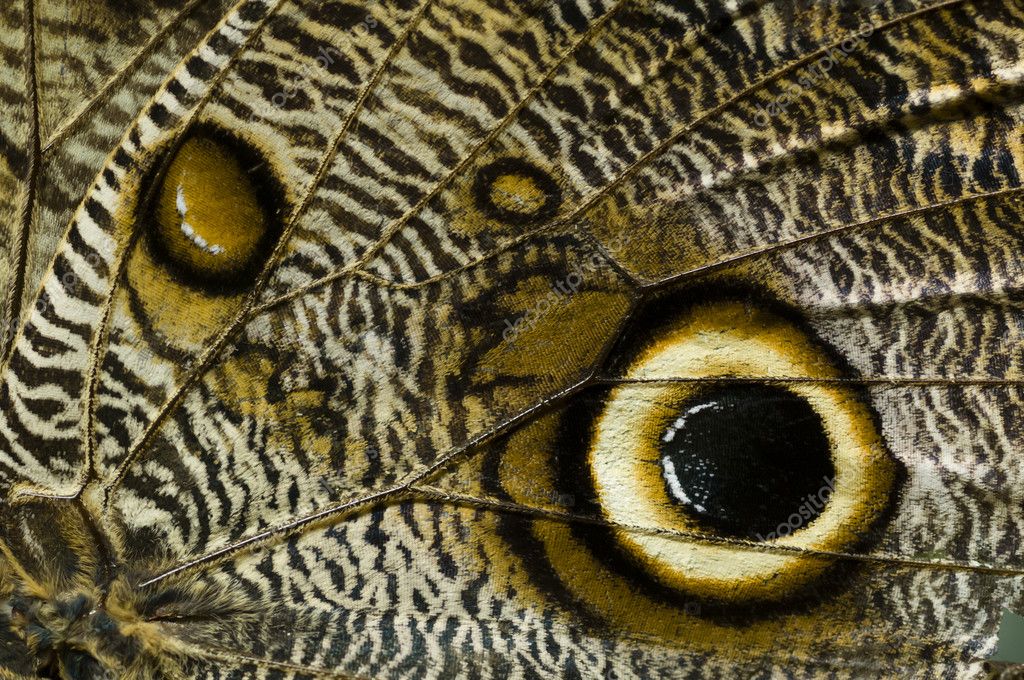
588,301,894,603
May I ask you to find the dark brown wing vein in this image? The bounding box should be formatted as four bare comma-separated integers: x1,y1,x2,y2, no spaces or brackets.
184,646,367,679
403,486,1024,576
136,377,590,588
251,181,1018,309
252,0,971,309
135,0,976,587
592,376,1024,388
348,0,633,270
645,183,1024,292
40,0,213,155
1,0,40,364
99,0,438,506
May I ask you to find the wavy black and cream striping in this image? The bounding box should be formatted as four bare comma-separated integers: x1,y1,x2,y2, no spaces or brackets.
0,0,1023,678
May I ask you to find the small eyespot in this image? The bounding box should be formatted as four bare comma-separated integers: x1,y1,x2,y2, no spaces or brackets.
474,158,561,224
145,127,283,291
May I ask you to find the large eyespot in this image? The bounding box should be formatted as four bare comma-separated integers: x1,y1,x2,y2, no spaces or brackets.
587,299,896,604
485,292,900,631
473,158,561,224
119,123,286,354
144,127,283,291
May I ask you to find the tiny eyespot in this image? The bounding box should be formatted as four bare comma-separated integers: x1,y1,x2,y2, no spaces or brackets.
474,158,561,224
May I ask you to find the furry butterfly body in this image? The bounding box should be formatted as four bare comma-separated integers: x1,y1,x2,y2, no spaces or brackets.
0,0,1023,678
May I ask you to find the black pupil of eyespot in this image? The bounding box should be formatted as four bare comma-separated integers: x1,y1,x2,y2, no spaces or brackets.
658,384,835,541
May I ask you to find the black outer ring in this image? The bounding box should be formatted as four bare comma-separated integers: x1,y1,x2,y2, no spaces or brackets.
142,122,286,296
472,157,562,225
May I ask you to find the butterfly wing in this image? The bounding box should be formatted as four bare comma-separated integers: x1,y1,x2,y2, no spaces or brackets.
1,0,1023,678
0,0,241,362
0,3,32,357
